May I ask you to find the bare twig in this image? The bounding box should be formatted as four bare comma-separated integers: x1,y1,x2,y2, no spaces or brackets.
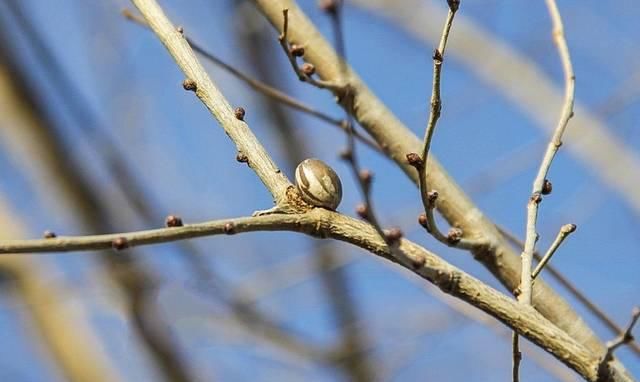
512,332,521,382
407,0,479,250
0,214,296,254
520,0,576,305
0,206,613,381
498,225,640,357
237,14,376,378
605,308,640,357
320,2,393,247
417,0,454,237
531,223,575,280
515,1,575,377
598,308,640,378
278,9,345,93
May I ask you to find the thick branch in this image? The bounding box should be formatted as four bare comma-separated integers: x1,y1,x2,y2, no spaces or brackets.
0,208,612,381
250,0,611,361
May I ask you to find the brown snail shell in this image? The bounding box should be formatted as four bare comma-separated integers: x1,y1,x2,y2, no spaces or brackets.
295,158,342,210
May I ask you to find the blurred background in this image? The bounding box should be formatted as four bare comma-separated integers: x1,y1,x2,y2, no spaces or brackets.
0,0,638,381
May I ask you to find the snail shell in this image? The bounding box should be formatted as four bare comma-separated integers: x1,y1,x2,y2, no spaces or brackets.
295,158,342,210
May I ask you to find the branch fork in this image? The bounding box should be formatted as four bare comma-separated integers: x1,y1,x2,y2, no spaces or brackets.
278,9,349,97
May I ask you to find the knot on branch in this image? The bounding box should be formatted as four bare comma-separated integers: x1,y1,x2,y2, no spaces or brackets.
223,222,236,235
234,107,246,121
432,48,443,64
541,179,553,195
447,227,463,245
384,227,403,244
435,269,461,294
406,152,423,168
530,192,543,205
182,78,197,92
112,237,129,251
165,215,183,227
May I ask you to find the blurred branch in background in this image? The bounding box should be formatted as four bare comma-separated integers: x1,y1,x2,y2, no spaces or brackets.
0,0,336,376
0,143,121,382
352,0,640,360
235,239,578,382
354,0,640,217
250,0,615,367
0,0,637,380
0,3,196,380
125,3,639,362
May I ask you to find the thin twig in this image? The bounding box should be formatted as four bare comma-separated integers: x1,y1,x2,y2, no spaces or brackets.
0,206,612,381
598,308,640,378
498,225,640,357
239,13,376,378
409,0,477,249
531,223,575,280
320,2,393,247
516,1,575,377
512,332,521,382
278,9,344,93
520,0,576,305
605,308,640,357
0,214,301,254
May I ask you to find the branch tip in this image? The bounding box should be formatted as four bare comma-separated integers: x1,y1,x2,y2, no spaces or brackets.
318,0,339,14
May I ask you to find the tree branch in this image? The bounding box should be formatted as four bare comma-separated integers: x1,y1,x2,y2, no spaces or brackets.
131,0,291,204
599,308,640,380
250,0,614,364
515,1,575,377
531,223,576,280
0,207,615,381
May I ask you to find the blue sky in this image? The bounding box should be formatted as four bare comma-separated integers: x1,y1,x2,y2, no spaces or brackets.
0,0,638,381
